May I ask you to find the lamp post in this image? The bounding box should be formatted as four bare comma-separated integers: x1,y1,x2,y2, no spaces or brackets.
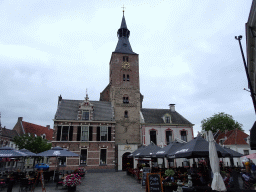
235,35,256,114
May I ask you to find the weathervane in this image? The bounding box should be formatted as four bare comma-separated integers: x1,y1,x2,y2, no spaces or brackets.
121,5,126,15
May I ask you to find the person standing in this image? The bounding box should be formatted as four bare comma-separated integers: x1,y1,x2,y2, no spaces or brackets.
250,162,256,176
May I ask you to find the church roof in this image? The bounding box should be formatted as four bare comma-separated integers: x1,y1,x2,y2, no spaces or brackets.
141,108,193,125
55,99,114,121
114,14,137,55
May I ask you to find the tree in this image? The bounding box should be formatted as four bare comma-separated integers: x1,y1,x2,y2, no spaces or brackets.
13,134,52,154
201,112,243,133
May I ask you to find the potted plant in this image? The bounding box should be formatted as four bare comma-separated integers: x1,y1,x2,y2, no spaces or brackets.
78,167,86,177
62,173,81,192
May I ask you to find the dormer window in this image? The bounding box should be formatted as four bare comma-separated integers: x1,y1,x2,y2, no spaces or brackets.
165,117,170,123
41,134,46,139
82,110,89,120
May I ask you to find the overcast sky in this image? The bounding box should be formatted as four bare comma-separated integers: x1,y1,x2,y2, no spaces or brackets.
0,0,254,136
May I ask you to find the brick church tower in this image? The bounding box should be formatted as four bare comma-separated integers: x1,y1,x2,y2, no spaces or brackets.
100,12,143,170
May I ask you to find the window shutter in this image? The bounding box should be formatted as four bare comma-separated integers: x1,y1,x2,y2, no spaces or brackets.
77,126,81,141
97,127,100,141
57,126,61,141
108,127,111,141
89,126,93,141
69,126,73,141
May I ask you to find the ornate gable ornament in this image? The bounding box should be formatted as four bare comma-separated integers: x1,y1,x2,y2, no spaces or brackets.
78,91,94,121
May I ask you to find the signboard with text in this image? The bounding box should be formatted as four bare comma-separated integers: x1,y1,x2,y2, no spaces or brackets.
146,173,163,192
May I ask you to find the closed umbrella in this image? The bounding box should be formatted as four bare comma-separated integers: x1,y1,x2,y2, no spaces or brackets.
209,131,226,191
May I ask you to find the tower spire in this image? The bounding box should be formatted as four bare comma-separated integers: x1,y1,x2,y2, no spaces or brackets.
114,10,136,54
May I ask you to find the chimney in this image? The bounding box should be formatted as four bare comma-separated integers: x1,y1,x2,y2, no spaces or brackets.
58,94,62,105
46,125,50,130
169,104,175,112
18,117,23,122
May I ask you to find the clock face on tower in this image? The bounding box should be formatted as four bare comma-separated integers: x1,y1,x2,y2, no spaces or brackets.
122,62,130,69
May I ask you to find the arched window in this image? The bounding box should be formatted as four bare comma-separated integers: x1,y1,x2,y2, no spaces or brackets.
123,97,129,104
124,111,128,118
166,130,172,145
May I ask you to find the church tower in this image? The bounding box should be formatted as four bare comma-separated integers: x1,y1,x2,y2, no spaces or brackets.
100,12,142,170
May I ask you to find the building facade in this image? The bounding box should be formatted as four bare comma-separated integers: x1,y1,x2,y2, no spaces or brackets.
52,94,116,171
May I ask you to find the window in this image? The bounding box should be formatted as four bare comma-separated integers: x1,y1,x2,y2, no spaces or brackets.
100,126,108,141
97,127,112,141
124,111,128,118
181,131,187,142
244,150,249,155
165,117,170,123
57,126,73,141
100,149,107,165
41,134,46,139
127,75,129,81
123,74,126,81
123,97,129,103
82,110,89,120
81,126,89,141
150,130,157,144
80,149,87,165
166,131,172,145
59,157,66,166
123,56,128,62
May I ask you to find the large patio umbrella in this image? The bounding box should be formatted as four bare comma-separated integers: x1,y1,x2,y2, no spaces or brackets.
19,148,39,171
37,147,79,181
134,143,161,158
209,131,226,191
167,135,230,159
153,142,185,158
37,146,79,157
128,146,146,157
0,147,28,158
223,147,243,158
241,153,256,159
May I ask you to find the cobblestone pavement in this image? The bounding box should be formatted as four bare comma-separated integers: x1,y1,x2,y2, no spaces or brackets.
11,171,145,192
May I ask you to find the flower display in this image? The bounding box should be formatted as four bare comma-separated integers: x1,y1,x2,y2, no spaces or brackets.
63,173,81,187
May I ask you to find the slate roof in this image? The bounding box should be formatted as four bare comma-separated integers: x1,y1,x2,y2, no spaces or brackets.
140,108,192,125
55,99,114,122
1,127,18,139
22,121,53,141
114,14,137,55
215,129,249,145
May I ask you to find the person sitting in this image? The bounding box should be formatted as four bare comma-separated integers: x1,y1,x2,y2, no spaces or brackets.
241,170,255,189
223,172,234,188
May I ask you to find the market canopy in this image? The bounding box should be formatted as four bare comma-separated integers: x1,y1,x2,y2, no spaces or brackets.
167,135,230,159
0,147,28,158
223,147,243,158
19,148,38,157
37,146,79,157
134,142,161,158
153,142,185,158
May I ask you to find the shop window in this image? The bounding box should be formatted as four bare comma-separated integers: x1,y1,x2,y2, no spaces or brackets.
127,75,130,81
244,150,249,155
150,130,157,145
80,149,87,165
123,56,128,62
97,127,112,141
59,157,66,166
82,110,89,120
100,149,107,165
181,131,187,142
123,97,129,103
166,131,172,145
124,111,128,118
57,126,73,141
